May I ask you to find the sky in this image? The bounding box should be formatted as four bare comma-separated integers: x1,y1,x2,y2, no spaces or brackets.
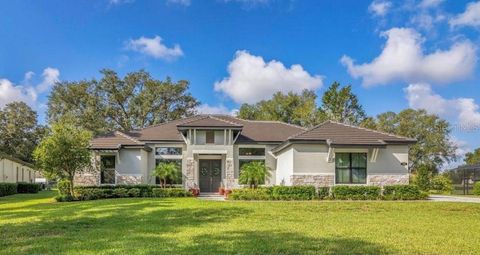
0,0,479,168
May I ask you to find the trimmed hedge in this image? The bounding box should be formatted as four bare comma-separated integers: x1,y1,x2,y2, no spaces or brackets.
229,185,426,201
332,186,381,200
0,183,17,197
71,185,191,201
17,182,41,193
383,185,427,200
473,182,480,196
272,186,316,200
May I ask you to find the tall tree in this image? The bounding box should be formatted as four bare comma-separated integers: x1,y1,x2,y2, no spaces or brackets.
465,148,480,165
373,109,456,171
33,118,92,196
48,69,199,134
0,102,45,162
318,82,366,125
237,90,321,127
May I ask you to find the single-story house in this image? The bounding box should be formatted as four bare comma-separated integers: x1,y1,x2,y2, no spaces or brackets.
0,153,36,183
79,115,416,191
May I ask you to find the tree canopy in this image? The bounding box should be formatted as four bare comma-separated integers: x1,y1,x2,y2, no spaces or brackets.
33,118,92,196
0,102,46,163
48,69,199,134
465,148,480,165
367,109,456,171
237,82,365,127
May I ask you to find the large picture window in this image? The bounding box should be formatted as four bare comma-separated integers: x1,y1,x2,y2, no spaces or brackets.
100,155,116,184
155,159,182,185
155,147,182,156
335,153,367,184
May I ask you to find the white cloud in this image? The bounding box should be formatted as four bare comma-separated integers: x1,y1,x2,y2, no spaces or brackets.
405,83,480,129
0,67,60,108
196,104,236,115
36,67,60,93
214,50,323,104
450,1,480,28
368,1,392,17
126,35,184,60
167,0,191,6
341,27,477,86
418,0,444,9
109,0,134,6
0,79,36,108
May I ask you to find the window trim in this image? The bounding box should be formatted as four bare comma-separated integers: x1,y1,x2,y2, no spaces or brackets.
335,153,367,184
206,131,215,144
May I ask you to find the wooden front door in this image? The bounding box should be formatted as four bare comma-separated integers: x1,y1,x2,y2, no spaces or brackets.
199,159,222,192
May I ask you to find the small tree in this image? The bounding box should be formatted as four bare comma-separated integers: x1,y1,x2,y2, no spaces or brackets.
239,161,270,189
413,164,433,192
33,119,92,196
152,162,179,188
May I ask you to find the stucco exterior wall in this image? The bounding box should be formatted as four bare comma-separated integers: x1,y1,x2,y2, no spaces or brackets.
0,158,34,183
275,144,410,187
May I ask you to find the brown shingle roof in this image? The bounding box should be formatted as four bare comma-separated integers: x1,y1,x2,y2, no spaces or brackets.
177,115,243,128
135,115,204,141
90,131,144,149
289,121,415,145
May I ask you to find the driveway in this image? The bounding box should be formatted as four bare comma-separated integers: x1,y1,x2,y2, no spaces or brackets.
429,195,480,203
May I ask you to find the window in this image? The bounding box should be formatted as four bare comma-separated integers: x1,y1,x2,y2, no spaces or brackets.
100,156,116,184
239,148,265,156
155,159,182,185
155,147,182,156
335,153,367,184
238,159,266,185
206,131,215,144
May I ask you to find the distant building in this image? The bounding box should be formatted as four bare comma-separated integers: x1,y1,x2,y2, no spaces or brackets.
0,153,35,183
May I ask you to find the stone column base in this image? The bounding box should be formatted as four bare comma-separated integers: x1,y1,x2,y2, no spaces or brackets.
116,175,143,185
367,174,409,186
290,174,334,188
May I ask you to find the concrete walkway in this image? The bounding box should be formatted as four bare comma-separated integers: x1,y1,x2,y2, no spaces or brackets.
197,193,225,201
429,195,480,203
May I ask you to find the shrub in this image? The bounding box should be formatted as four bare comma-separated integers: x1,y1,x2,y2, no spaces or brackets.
57,180,72,196
413,165,432,191
332,186,381,200
127,188,141,197
0,183,17,197
229,187,272,200
17,182,41,193
152,188,191,197
317,187,330,200
383,185,427,200
430,175,453,194
473,182,480,196
271,186,316,200
55,195,75,202
113,188,128,198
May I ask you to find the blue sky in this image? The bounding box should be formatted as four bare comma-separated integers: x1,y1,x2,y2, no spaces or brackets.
0,0,479,167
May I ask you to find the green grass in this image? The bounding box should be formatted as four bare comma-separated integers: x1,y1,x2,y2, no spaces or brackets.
1,192,480,255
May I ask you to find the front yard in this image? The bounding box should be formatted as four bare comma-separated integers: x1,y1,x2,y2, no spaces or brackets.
1,191,480,255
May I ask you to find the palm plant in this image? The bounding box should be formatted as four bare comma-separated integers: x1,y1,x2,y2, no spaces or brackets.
152,162,179,188
239,161,270,189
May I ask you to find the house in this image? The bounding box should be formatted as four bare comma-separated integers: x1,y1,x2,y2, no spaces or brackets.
0,153,36,183
79,115,416,191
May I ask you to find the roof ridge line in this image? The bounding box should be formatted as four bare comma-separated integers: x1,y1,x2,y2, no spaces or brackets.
139,115,201,130
225,116,307,130
209,115,243,126
177,115,209,126
115,131,144,144
329,120,415,140
286,120,331,140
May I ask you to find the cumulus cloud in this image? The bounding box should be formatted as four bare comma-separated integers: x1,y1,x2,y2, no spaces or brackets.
450,1,480,28
0,67,60,108
368,0,392,17
167,0,191,6
196,104,236,115
341,28,477,86
418,0,444,9
405,83,480,129
126,35,183,60
214,50,323,104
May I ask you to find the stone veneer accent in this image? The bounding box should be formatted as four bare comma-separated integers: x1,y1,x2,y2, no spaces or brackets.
116,175,143,185
291,174,334,188
225,158,235,189
367,174,409,186
74,172,99,186
185,158,195,189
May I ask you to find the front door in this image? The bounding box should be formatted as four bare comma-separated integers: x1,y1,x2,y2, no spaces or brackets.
199,159,222,192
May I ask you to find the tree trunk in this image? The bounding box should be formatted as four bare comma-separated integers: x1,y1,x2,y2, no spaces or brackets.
68,173,75,197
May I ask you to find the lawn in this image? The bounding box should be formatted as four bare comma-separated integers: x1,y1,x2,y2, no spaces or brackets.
1,192,480,255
